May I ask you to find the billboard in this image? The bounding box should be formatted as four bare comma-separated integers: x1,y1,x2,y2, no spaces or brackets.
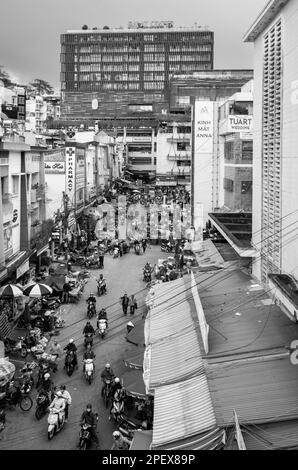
193,101,214,153
228,115,253,132
45,161,65,173
65,147,75,202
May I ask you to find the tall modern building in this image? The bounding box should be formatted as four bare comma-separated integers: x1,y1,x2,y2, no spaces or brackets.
60,21,214,121
244,0,298,320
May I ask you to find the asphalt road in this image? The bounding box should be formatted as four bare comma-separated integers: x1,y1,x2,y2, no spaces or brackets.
0,245,160,450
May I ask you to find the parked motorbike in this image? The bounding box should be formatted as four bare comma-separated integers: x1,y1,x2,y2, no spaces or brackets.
98,319,107,339
35,390,50,420
143,269,151,283
84,358,95,385
84,333,93,349
0,381,33,412
47,407,66,440
113,247,119,258
85,256,100,269
65,351,75,376
4,337,28,358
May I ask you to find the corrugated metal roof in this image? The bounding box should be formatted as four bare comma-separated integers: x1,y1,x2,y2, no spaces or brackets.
152,375,217,448
242,420,298,450
143,329,204,392
152,427,225,450
124,351,144,370
207,356,298,426
144,303,194,345
146,277,191,309
125,321,145,346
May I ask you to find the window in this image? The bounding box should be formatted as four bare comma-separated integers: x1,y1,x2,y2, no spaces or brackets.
177,126,191,134
223,178,234,192
177,96,190,106
12,175,19,194
224,141,234,160
241,181,252,194
241,140,253,161
177,142,187,151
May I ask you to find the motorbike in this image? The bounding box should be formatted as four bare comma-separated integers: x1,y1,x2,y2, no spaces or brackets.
35,390,50,420
84,358,95,385
113,247,119,258
87,301,96,319
0,381,33,412
65,351,75,376
161,242,174,253
4,337,28,358
79,415,99,450
102,379,112,408
41,297,61,311
97,280,107,296
47,407,66,440
85,256,100,269
84,333,94,349
98,319,107,339
143,269,151,283
110,390,125,423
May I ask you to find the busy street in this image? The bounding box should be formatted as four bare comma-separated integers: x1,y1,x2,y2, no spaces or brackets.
0,244,160,450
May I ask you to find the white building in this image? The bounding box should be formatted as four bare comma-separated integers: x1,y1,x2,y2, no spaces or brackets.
26,95,47,134
244,0,298,319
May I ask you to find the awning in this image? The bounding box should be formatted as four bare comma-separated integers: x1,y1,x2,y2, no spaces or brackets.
151,375,217,449
43,275,65,292
124,351,144,370
125,321,145,347
143,329,204,393
0,314,12,341
130,430,153,450
122,369,147,398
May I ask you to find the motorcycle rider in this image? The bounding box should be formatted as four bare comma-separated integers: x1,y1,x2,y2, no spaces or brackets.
80,404,99,449
100,363,115,396
111,430,131,450
97,308,108,329
49,340,62,373
49,390,66,427
110,377,123,398
64,339,78,369
83,344,96,372
87,292,96,305
83,321,95,336
38,372,54,402
97,274,107,295
60,385,72,423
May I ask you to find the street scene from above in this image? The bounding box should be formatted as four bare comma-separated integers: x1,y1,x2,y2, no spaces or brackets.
1,0,298,454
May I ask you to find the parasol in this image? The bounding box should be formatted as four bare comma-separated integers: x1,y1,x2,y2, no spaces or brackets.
23,283,53,298
0,284,23,298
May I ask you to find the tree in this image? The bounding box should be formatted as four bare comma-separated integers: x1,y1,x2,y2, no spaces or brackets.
28,78,54,96
0,66,13,88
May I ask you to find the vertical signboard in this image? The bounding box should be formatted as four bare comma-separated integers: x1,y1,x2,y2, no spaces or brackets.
194,101,214,153
65,147,75,203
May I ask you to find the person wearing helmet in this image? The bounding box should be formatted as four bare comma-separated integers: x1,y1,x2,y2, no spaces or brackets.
80,404,99,448
83,343,96,372
97,308,108,328
110,377,123,398
111,430,131,450
100,363,115,396
64,339,78,369
38,372,54,402
49,389,66,426
87,293,96,305
83,321,95,336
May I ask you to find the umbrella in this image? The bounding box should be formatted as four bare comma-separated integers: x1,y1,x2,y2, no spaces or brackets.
0,284,23,298
23,283,53,298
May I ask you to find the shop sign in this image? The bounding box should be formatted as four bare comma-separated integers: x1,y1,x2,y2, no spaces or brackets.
16,260,29,279
45,161,65,173
193,101,214,153
228,115,253,132
66,147,75,201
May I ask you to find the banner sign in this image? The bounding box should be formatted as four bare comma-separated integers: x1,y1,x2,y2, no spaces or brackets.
228,115,253,132
45,161,65,173
66,147,75,201
194,101,214,153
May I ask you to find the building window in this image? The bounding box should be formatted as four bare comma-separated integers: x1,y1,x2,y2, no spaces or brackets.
224,141,234,160
223,178,234,192
241,140,253,161
177,142,187,151
12,175,19,195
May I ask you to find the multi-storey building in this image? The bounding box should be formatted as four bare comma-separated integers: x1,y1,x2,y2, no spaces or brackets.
244,0,298,320
60,22,214,121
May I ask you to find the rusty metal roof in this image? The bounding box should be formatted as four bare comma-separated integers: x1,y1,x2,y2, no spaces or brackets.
143,328,204,392
152,375,216,448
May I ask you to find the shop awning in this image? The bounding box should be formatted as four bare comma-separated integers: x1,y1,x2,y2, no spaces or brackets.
122,369,147,398
125,321,145,347
130,430,153,450
151,375,217,449
143,329,204,393
124,351,144,370
44,275,65,292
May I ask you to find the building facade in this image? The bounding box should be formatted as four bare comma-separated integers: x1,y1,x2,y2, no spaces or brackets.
60,22,214,120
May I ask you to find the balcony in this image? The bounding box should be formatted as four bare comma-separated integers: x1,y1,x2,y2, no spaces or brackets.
2,193,12,204
167,154,191,161
167,135,191,143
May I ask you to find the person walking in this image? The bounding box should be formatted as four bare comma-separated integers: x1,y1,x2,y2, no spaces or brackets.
141,239,147,254
121,293,129,316
62,280,71,304
129,295,137,316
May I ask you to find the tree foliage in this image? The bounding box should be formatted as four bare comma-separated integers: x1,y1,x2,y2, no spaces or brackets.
0,66,14,88
28,78,54,96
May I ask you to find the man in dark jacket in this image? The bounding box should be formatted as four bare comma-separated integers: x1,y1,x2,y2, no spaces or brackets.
121,293,129,316
80,404,99,448
83,321,95,336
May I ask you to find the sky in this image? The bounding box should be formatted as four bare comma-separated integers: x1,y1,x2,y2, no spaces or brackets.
0,0,268,91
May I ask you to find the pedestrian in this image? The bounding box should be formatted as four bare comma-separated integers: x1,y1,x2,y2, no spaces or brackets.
186,259,192,274
142,239,147,253
49,340,62,372
60,385,72,422
121,293,129,316
62,280,71,304
129,295,137,316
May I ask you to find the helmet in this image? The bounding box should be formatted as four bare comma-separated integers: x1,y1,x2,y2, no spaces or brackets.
69,339,74,343
113,431,120,438
87,321,90,324
86,403,92,410
44,373,50,379
105,363,110,369
90,293,94,296
56,390,63,397
114,377,120,383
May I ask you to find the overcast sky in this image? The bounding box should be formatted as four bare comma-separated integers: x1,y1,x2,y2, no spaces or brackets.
0,0,268,91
